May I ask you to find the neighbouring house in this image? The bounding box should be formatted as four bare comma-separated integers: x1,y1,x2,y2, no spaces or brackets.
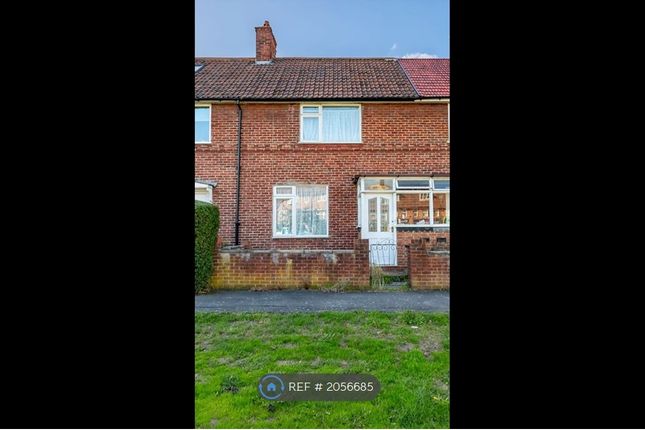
195,20,449,289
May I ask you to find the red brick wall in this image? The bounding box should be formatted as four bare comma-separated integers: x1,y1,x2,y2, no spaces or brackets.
407,238,450,290
255,21,277,62
211,239,370,290
195,102,449,254
394,230,450,268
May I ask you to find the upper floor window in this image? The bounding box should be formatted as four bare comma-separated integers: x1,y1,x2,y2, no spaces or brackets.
300,105,361,143
195,105,211,143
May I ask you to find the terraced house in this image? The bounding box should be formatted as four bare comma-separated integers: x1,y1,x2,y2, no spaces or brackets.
195,21,449,290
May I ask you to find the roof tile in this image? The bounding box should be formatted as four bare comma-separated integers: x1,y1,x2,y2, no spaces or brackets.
398,58,450,98
195,57,420,100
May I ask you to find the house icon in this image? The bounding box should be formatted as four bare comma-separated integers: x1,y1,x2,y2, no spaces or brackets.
267,382,277,392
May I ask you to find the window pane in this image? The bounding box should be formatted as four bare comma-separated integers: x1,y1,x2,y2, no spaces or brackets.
302,106,319,113
322,106,360,142
380,197,390,232
195,121,209,142
295,186,327,235
195,107,210,122
275,186,294,195
302,117,319,141
368,198,377,232
275,198,293,235
433,193,448,224
434,179,450,190
396,193,430,225
363,178,393,191
397,179,430,189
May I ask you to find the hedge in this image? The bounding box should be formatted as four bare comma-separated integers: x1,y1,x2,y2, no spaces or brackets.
195,201,220,292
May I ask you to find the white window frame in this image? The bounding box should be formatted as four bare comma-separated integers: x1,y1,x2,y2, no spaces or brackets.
430,177,450,227
357,176,450,228
360,177,395,193
195,104,211,144
299,104,362,144
272,184,329,238
396,177,431,189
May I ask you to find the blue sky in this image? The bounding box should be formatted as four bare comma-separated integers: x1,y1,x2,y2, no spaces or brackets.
195,0,449,58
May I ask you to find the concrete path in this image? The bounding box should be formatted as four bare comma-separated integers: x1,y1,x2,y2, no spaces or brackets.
195,290,449,313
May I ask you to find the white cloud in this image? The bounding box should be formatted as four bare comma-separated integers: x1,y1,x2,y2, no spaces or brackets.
401,52,439,58
390,43,397,50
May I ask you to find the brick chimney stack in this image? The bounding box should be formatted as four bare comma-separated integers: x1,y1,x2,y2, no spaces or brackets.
255,20,277,63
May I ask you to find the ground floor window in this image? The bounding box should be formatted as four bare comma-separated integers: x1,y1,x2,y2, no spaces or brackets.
273,185,328,237
359,177,449,228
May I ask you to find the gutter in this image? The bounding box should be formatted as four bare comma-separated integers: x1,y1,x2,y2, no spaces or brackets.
413,98,450,103
234,100,243,245
194,97,420,103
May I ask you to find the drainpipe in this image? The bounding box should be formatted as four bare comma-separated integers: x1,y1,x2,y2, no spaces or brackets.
234,100,243,245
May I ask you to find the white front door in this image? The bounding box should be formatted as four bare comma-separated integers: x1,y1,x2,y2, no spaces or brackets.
361,193,396,266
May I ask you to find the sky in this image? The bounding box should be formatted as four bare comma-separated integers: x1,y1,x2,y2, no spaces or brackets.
195,0,449,58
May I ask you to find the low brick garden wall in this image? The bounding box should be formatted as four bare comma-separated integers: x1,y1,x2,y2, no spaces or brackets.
407,238,450,290
211,239,370,290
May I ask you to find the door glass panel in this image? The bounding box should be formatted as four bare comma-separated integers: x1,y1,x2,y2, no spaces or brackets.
368,198,377,232
380,197,390,232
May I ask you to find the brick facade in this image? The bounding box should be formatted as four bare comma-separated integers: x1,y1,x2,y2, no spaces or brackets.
195,102,449,251
196,101,449,288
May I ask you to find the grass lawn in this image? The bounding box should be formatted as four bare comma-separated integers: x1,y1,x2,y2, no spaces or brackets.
195,311,449,428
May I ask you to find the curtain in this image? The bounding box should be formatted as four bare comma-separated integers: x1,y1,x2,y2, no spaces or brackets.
322,106,359,142
296,186,327,235
302,117,319,141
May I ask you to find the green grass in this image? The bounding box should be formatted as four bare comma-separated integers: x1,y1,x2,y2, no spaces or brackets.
195,311,449,428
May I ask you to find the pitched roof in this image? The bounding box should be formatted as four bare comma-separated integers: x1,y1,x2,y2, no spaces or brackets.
194,57,420,100
398,59,450,98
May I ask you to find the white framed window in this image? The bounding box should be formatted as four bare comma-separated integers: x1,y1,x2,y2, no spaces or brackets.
300,104,361,143
396,178,430,189
195,105,211,143
361,178,394,191
430,177,450,226
273,184,329,237
358,176,449,227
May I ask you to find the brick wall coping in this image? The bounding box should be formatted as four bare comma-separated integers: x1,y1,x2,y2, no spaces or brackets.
219,248,356,255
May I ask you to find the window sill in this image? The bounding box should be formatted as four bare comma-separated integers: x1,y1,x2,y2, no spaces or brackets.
272,235,329,239
298,141,363,145
195,142,211,145
396,225,450,232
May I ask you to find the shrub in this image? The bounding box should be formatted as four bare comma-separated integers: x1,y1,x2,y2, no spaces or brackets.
195,201,219,292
